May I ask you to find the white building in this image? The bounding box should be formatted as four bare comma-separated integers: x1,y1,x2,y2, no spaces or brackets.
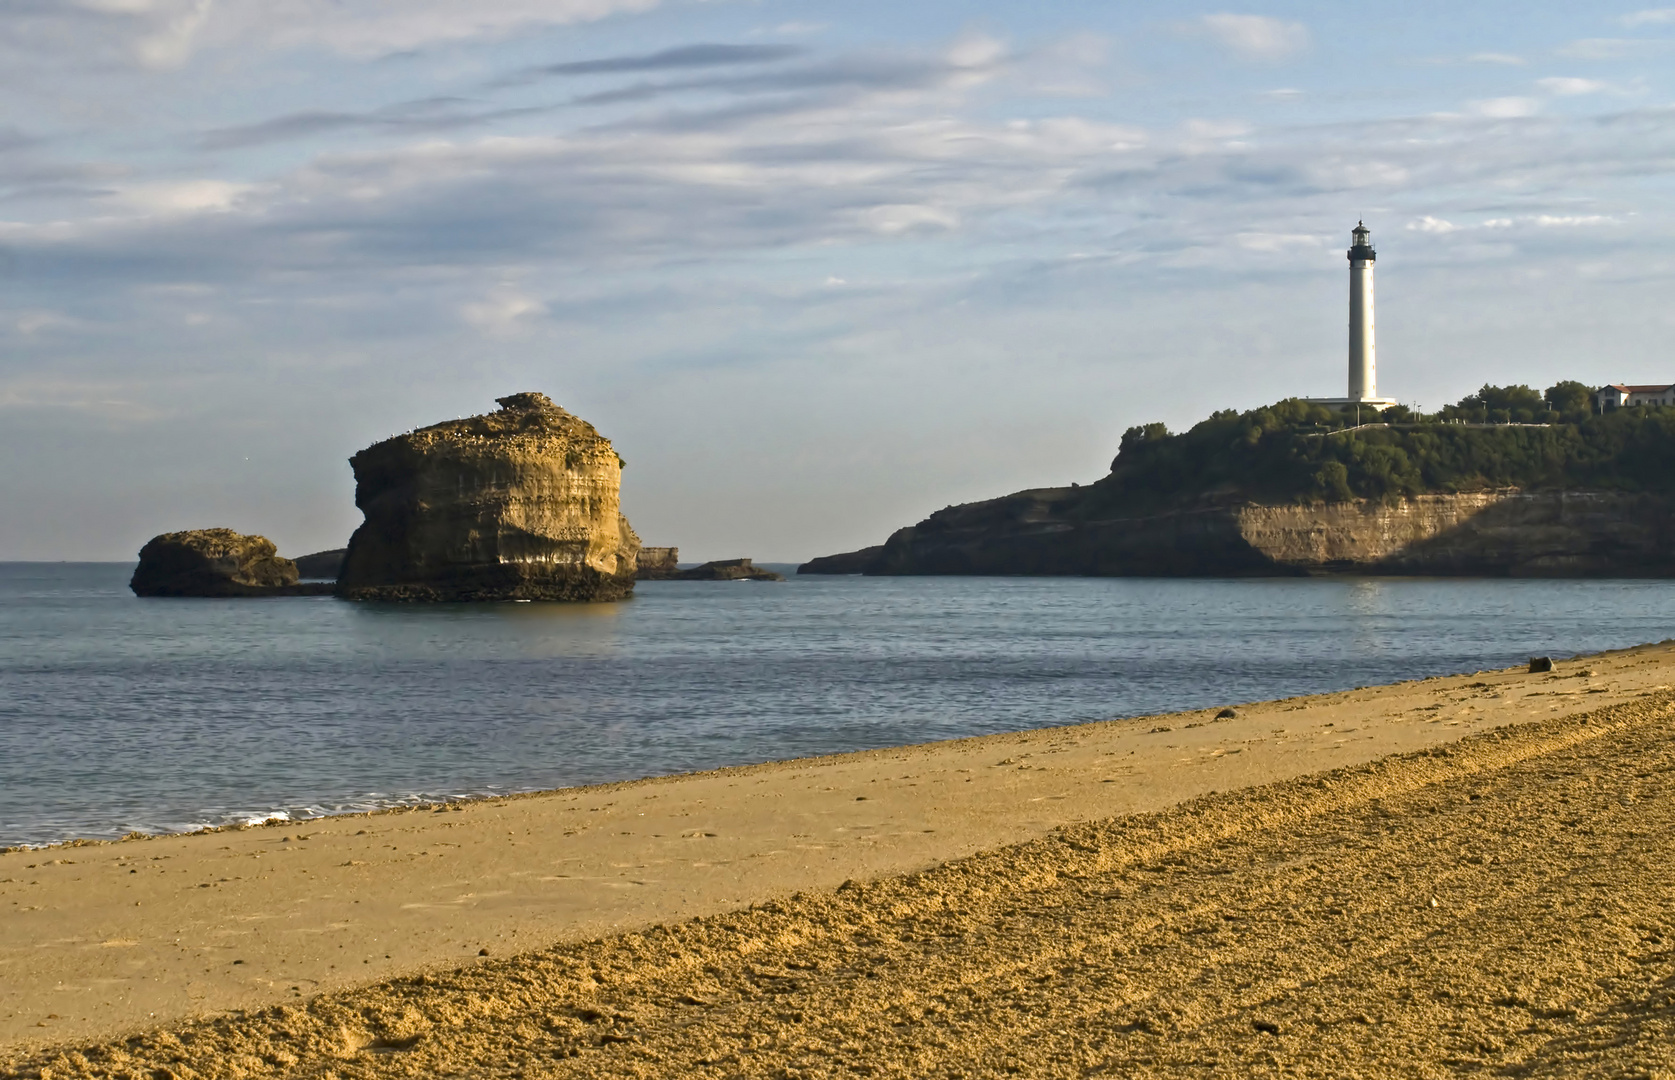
1594,384,1675,411
1307,221,1398,411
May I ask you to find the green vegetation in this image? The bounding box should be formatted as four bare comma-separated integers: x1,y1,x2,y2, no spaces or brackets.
1094,384,1675,508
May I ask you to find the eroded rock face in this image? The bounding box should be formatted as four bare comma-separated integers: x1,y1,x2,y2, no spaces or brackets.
130,529,318,596
337,392,641,602
798,490,1675,577
635,547,680,580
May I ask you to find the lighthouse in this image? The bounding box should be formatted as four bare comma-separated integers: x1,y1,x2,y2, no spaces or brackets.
1347,221,1376,400
1306,221,1396,411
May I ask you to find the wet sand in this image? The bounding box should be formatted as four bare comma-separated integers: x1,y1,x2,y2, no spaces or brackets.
5,642,1675,1076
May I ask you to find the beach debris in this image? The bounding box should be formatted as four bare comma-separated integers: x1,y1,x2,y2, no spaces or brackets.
1529,657,1555,673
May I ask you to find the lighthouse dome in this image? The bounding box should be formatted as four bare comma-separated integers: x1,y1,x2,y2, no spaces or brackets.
1348,221,1376,261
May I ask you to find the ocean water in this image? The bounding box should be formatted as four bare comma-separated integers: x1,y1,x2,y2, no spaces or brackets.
3,562,1672,848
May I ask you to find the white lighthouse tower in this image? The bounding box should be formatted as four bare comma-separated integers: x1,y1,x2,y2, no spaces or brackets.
1347,221,1377,399
1308,221,1396,411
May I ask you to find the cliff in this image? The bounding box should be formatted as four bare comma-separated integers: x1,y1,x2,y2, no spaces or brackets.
337,392,641,602
635,547,680,580
800,490,1675,577
801,395,1675,579
131,529,333,596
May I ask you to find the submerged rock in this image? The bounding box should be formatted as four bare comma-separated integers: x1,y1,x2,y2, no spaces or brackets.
675,558,784,582
635,546,680,580
130,529,330,597
337,392,641,602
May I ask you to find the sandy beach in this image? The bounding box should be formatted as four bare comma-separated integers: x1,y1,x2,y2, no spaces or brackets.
5,642,1675,1077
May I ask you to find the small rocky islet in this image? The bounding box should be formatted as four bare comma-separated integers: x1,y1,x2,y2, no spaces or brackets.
131,392,774,602
129,529,334,597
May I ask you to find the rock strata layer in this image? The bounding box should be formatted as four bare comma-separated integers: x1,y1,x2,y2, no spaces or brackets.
800,490,1675,577
635,547,680,580
337,392,640,602
130,529,331,596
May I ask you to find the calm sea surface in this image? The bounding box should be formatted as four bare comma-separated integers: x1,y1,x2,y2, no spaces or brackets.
3,562,1673,848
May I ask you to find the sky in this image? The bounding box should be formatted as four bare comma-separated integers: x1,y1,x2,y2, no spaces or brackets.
4,1,1675,562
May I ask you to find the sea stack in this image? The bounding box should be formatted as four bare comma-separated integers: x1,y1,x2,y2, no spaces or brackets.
130,528,328,596
336,392,641,602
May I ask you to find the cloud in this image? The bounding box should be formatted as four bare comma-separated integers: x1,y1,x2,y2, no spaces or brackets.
512,43,804,82
199,99,552,150
1534,214,1616,227
753,22,828,38
860,204,959,235
1234,231,1320,252
1195,15,1310,61
11,0,677,68
1467,96,1540,118
1556,37,1671,60
1621,8,1675,26
189,35,1024,154
1465,52,1526,65
461,288,547,335
1537,77,1608,96
113,179,258,213
6,31,1672,329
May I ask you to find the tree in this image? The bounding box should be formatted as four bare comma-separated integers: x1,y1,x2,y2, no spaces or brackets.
1116,422,1171,457
1441,384,1546,424
1545,380,1594,424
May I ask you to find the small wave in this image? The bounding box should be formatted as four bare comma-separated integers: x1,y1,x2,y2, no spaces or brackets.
2,788,555,849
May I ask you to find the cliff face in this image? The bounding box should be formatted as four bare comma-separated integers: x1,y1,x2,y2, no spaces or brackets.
293,548,347,580
337,392,641,602
131,529,331,596
800,490,1675,577
635,547,680,580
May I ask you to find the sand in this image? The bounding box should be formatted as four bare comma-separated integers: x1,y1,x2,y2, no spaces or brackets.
5,643,1675,1076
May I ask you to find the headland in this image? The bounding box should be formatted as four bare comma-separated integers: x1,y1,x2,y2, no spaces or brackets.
804,394,1675,576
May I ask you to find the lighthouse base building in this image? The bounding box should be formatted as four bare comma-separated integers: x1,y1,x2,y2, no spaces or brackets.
1307,221,1398,412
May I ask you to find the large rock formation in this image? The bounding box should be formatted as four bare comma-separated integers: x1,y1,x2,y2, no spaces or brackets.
635,547,680,580
799,490,1675,578
130,529,331,596
337,392,641,602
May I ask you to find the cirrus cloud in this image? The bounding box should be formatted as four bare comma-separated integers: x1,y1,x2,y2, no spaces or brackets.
1195,14,1310,61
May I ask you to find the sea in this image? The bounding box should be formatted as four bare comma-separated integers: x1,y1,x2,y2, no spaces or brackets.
3,562,1673,849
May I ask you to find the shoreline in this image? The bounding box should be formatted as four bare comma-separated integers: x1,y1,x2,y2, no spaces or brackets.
1,641,1637,856
6,638,1675,1062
